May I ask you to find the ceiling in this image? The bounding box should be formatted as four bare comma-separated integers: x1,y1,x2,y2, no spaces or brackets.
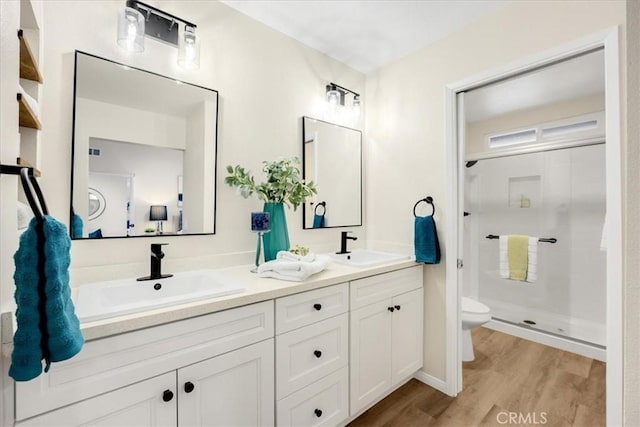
220,0,508,74
464,49,605,122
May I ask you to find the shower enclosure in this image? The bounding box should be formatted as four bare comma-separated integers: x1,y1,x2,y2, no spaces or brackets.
463,143,606,348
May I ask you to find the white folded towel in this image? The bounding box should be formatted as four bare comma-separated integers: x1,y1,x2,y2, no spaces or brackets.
499,236,509,279
257,256,328,282
498,235,538,283
276,251,316,263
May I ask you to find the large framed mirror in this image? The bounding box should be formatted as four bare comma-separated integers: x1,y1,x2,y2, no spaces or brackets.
302,117,362,229
70,51,218,239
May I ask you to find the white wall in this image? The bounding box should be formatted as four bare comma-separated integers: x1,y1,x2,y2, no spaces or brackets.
365,0,626,382
88,139,184,235
28,0,364,288
624,0,639,424
465,145,606,344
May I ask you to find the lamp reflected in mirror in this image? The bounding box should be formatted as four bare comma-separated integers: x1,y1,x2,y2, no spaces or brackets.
150,205,168,234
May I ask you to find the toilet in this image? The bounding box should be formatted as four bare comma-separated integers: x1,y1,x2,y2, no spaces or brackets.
461,297,491,362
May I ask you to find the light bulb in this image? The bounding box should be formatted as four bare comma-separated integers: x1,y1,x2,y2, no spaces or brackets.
353,95,361,117
178,25,200,70
117,7,144,52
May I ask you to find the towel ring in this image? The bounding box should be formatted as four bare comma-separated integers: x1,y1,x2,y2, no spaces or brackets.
314,201,326,216
413,196,434,217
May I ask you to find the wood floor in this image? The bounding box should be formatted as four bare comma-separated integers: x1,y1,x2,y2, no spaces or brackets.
348,327,605,427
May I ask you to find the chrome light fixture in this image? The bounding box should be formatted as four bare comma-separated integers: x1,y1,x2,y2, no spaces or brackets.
326,84,341,106
178,25,200,70
117,5,145,52
325,82,361,115
117,0,200,70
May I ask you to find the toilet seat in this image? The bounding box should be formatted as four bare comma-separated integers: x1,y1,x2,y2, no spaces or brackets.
462,297,490,314
462,297,491,324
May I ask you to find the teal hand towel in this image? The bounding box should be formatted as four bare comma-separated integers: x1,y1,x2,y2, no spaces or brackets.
10,216,84,381
313,214,325,228
71,214,83,239
414,215,441,264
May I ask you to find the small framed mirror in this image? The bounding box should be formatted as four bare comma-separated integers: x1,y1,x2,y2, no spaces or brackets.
302,117,362,229
87,188,106,220
70,51,219,239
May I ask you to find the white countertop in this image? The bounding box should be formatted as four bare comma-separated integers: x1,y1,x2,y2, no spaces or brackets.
79,259,420,341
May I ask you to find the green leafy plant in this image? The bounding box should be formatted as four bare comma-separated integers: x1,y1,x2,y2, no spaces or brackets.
225,157,316,210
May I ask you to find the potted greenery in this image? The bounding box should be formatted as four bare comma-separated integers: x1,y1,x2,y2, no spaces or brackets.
225,157,316,261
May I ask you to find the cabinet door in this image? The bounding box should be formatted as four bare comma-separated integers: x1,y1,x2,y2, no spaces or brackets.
391,288,424,386
16,372,176,427
178,339,274,427
349,300,392,416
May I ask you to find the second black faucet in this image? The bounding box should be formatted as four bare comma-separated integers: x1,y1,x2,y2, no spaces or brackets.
337,231,357,254
137,243,173,281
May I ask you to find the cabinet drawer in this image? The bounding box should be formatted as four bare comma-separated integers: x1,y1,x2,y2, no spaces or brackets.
276,367,349,427
350,266,422,309
276,314,348,399
276,283,348,334
15,300,274,421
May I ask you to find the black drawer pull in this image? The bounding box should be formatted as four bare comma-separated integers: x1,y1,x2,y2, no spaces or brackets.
314,408,323,418
314,350,322,358
162,390,174,402
388,306,395,312
184,381,195,393
313,303,322,311
394,305,401,311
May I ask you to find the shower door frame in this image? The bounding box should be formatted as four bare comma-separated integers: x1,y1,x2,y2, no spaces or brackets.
444,27,622,425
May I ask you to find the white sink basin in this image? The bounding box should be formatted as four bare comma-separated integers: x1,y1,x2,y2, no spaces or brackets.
327,250,410,268
75,270,245,322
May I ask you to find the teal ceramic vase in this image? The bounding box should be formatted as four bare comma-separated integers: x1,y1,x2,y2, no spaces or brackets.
262,202,290,261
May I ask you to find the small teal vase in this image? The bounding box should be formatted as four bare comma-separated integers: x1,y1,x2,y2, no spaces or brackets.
262,202,289,261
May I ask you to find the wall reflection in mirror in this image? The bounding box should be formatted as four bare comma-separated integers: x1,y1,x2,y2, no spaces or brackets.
302,117,362,229
70,51,218,239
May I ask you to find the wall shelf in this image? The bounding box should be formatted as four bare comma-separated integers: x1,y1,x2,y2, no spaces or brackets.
18,29,42,83
16,157,41,177
17,93,41,129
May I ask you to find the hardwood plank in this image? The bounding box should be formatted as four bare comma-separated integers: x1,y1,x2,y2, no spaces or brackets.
574,403,606,427
349,328,605,427
556,350,593,378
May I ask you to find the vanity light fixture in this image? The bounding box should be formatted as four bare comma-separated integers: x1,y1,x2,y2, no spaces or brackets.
325,82,361,115
117,0,200,70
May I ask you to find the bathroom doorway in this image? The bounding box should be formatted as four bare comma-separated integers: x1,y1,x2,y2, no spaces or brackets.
445,29,622,425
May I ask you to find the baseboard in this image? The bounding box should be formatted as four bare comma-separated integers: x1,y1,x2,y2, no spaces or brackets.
413,370,449,395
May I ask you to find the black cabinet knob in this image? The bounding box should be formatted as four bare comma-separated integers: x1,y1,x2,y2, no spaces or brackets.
313,303,322,311
184,381,195,393
394,305,401,311
314,408,323,418
162,390,174,402
388,306,395,312
313,350,322,358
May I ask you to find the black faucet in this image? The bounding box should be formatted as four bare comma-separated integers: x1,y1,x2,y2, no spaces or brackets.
337,231,358,254
137,243,173,281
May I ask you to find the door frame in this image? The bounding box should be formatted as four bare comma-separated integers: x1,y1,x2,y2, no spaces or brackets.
444,27,622,425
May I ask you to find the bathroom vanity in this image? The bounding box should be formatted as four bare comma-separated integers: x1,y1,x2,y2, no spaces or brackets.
12,261,423,426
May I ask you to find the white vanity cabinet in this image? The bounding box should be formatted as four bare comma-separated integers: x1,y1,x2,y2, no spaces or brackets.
15,301,275,426
349,266,424,416
275,283,350,426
